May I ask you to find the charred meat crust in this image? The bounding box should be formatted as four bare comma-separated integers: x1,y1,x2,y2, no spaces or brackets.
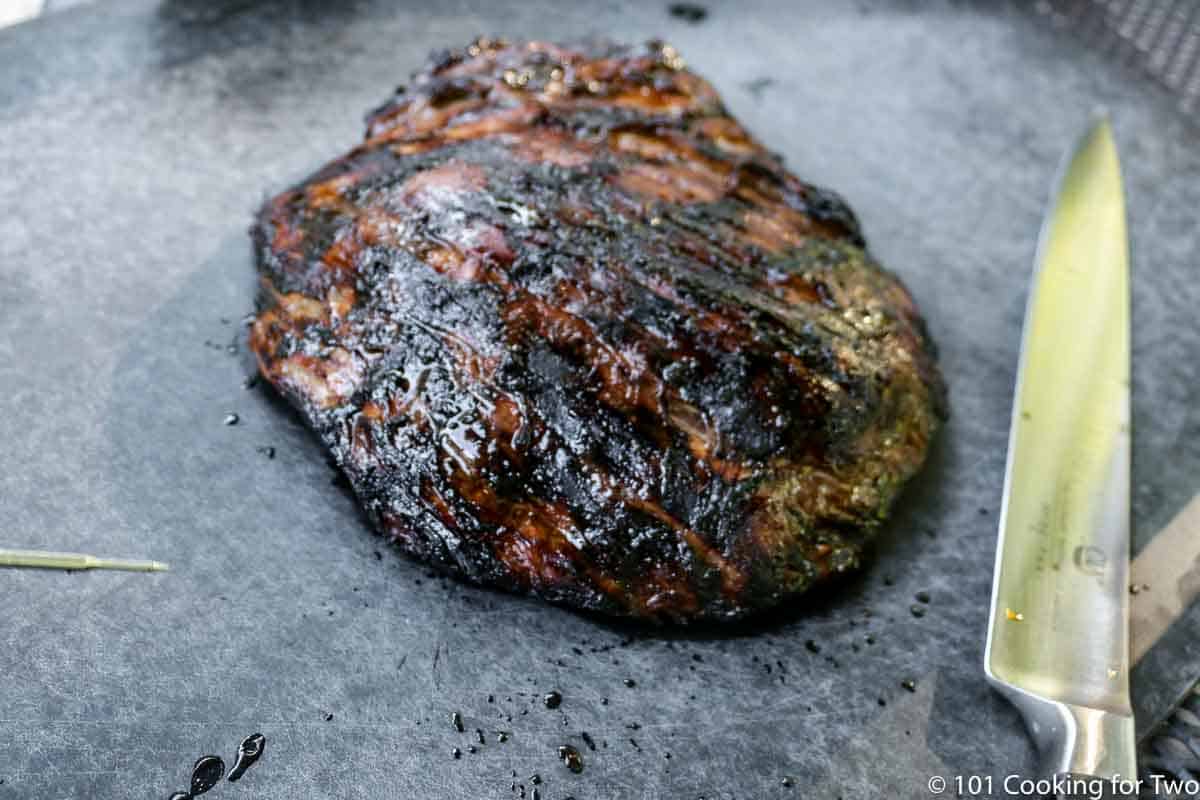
249,38,946,623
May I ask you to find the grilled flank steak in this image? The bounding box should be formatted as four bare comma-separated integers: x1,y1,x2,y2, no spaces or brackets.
249,38,946,622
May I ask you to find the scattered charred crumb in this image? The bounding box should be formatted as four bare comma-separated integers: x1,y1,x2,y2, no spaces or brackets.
256,445,276,459
223,413,239,426
910,604,927,618
558,745,584,773
901,679,917,692
323,712,333,721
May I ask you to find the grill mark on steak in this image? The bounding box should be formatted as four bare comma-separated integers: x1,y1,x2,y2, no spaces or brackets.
249,37,946,622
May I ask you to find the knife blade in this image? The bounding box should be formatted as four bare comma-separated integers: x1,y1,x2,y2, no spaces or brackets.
984,117,1135,782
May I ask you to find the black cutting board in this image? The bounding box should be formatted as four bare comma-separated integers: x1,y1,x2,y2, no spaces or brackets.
1,1,1198,798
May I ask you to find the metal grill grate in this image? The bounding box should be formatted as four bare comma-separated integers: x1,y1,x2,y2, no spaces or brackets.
1140,683,1200,797
1035,0,1200,121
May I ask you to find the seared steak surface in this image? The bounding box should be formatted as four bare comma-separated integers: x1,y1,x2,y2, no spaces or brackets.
249,38,945,622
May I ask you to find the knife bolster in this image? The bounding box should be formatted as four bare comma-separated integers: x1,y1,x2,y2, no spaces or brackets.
1001,686,1137,783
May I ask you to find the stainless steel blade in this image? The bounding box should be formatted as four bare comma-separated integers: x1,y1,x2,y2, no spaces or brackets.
984,117,1134,782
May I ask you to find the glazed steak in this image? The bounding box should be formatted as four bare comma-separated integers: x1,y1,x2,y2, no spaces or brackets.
249,38,945,622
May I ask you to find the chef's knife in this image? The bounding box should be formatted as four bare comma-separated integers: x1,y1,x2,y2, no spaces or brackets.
984,118,1135,782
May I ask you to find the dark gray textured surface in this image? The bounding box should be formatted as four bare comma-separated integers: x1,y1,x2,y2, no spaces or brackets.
1,1,1198,798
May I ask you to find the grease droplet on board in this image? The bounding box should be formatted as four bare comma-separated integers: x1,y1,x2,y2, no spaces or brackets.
227,733,265,782
189,756,225,796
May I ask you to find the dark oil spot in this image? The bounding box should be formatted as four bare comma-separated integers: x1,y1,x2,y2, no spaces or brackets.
744,77,774,98
804,640,820,654
668,2,707,23
558,744,584,773
914,591,931,604
227,733,265,782
189,756,225,796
